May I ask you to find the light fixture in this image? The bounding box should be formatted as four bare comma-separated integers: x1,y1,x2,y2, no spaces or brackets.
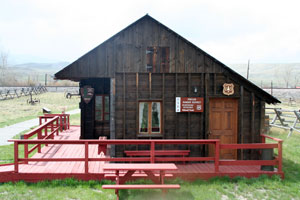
193,86,198,94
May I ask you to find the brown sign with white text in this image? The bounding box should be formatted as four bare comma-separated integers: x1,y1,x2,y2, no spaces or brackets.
176,97,204,112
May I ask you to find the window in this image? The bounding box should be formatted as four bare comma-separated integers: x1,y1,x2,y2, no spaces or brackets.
139,102,162,134
146,47,169,73
95,95,109,121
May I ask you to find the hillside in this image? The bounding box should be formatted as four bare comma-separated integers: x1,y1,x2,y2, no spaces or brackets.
2,62,300,88
228,63,300,88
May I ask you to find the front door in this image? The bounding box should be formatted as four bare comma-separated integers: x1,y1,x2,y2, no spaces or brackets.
208,98,238,159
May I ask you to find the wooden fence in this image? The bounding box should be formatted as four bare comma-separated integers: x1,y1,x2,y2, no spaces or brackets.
266,108,300,137
0,86,47,101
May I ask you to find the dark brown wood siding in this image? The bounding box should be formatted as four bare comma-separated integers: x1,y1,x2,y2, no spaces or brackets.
113,72,263,158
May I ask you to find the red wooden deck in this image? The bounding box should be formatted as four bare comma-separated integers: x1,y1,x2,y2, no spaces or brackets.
0,125,284,183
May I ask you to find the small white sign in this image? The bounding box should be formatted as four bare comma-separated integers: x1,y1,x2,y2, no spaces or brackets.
176,97,181,112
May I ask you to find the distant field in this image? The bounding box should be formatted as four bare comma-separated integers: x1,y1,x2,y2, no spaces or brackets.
0,92,80,128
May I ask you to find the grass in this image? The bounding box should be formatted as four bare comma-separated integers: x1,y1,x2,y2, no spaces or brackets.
0,92,80,128
0,128,300,199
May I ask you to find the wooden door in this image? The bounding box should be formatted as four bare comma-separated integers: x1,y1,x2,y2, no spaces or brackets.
209,98,238,159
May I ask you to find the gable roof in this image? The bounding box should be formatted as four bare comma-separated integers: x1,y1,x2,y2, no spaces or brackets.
55,14,280,104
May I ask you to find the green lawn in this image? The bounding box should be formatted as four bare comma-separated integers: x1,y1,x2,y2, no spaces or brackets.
0,128,300,199
0,92,80,128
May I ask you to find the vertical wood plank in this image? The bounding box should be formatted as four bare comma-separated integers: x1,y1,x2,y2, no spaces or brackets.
188,73,191,140
149,72,152,99
214,74,217,95
110,78,116,157
136,73,139,139
239,86,244,160
251,92,255,159
14,141,18,173
175,73,178,139
162,73,165,140
260,101,266,136
204,73,209,156
123,73,126,139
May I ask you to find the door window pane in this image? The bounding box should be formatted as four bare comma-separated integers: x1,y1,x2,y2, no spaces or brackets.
139,102,148,133
95,96,103,110
104,96,109,113
152,102,160,133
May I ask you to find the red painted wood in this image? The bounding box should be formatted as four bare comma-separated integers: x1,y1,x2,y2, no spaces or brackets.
103,163,178,171
1,126,284,183
102,184,180,189
220,143,278,149
219,160,277,165
278,141,283,172
215,140,220,172
125,150,190,156
261,134,283,142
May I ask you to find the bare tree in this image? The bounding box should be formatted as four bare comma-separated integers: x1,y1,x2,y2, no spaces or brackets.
282,66,293,88
0,51,9,85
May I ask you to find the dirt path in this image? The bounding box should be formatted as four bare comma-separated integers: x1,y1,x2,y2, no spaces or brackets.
0,109,80,146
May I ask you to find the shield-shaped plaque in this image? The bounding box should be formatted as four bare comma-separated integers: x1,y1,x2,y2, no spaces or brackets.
223,83,234,96
80,85,94,104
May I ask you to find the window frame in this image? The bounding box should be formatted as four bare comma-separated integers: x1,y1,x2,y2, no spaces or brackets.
95,95,110,122
138,101,162,135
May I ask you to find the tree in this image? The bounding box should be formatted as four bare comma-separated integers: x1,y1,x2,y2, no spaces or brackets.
282,66,293,88
0,51,9,85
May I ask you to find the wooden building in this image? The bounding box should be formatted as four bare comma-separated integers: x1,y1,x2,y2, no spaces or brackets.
55,15,280,159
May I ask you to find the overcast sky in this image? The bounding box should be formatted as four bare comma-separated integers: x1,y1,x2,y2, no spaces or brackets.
1,0,300,64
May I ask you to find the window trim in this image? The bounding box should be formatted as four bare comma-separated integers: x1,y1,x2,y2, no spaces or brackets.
95,95,110,122
138,101,162,135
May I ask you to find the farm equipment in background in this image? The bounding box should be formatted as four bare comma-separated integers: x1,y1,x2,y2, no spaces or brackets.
27,91,40,105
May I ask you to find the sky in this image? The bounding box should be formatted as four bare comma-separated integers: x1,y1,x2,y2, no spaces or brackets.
0,0,300,65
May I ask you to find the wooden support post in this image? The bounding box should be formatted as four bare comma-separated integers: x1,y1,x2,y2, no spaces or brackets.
39,117,42,125
150,141,155,163
239,86,244,159
251,93,255,159
215,140,220,173
68,115,70,129
60,116,63,132
149,72,152,99
85,142,89,174
162,73,165,140
14,141,19,173
24,139,28,164
175,73,178,139
278,141,283,173
38,130,41,153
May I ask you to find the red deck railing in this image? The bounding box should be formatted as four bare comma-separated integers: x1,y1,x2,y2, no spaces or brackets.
9,134,283,174
22,113,70,164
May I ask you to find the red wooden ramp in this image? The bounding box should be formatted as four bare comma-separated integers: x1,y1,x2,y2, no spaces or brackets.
0,125,284,183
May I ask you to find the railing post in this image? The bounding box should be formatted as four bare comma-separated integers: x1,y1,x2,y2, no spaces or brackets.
64,115,67,130
215,140,220,173
150,141,155,163
39,116,42,125
56,118,59,136
60,116,63,132
85,141,89,174
68,114,70,129
261,135,266,143
14,141,19,173
278,141,283,173
24,136,28,164
38,130,41,153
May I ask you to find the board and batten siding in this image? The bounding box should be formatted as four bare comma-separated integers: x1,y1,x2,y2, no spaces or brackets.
113,72,263,158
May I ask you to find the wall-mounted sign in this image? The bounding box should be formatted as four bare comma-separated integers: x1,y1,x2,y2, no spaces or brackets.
223,83,234,96
176,97,204,112
80,85,94,104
